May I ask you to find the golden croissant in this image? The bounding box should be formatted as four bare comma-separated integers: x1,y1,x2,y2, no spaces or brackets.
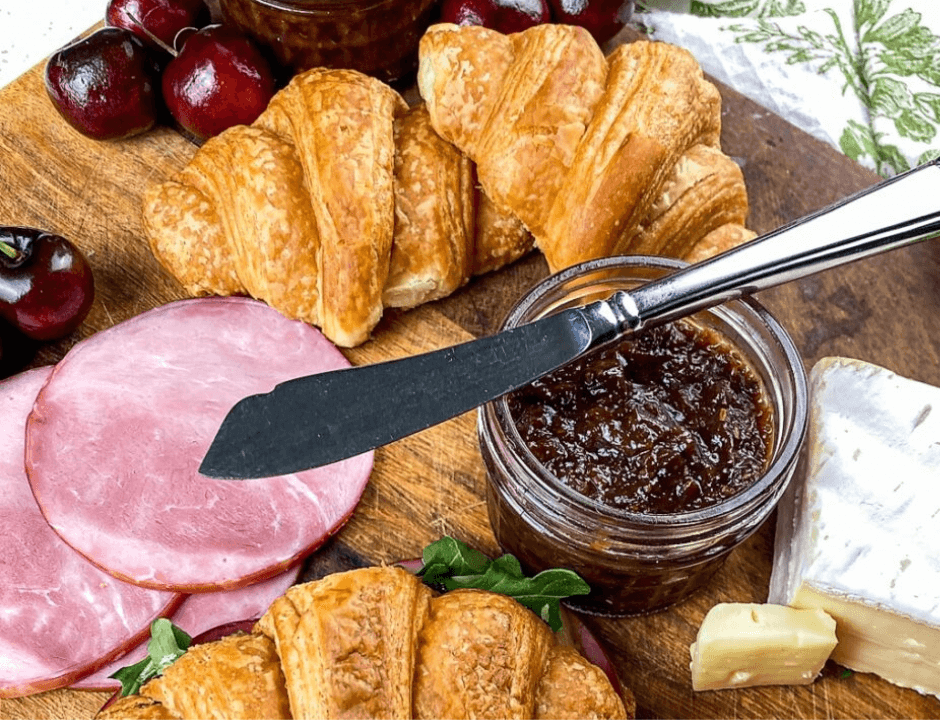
417,23,755,273
143,68,532,348
97,566,633,720
143,27,753,349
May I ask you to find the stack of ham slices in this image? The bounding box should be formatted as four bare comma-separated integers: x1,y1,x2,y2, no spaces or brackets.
1,297,373,697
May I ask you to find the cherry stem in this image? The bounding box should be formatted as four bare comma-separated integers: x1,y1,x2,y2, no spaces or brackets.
0,240,19,261
126,11,178,57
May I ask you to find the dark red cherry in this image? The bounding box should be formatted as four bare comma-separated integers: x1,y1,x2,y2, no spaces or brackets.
0,227,95,341
106,0,211,52
44,27,162,141
161,24,276,143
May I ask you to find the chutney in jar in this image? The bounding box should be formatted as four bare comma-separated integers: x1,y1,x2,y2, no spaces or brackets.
507,318,774,515
479,255,808,616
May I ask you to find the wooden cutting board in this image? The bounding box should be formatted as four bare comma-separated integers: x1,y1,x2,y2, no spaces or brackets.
2,28,940,720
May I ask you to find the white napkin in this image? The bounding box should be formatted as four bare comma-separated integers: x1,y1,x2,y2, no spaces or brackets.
634,0,940,176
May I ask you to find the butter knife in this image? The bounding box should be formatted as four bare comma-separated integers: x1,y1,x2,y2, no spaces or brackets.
200,159,940,479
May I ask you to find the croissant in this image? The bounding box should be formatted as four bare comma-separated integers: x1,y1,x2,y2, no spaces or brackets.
143,69,532,348
630,143,754,258
97,566,632,720
418,23,753,272
145,28,753,349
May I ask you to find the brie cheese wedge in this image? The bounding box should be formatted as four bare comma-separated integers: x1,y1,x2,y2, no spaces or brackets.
769,356,940,697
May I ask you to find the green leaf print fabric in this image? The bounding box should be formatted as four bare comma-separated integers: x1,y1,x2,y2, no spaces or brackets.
633,0,940,176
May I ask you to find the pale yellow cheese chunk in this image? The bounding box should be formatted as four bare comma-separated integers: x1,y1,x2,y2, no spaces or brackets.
690,603,837,691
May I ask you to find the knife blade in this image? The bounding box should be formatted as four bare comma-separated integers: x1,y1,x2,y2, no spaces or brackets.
200,158,940,480
199,299,637,479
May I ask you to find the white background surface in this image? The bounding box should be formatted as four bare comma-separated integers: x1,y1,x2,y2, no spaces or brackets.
0,1,103,88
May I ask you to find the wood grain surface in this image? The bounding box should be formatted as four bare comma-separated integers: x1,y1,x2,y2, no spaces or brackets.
2,27,940,720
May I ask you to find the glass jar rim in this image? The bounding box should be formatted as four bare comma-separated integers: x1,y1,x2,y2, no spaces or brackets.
490,254,809,528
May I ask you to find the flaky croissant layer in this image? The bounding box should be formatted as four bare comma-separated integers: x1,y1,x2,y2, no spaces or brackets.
143,25,753,349
143,68,531,349
98,566,632,720
418,23,754,274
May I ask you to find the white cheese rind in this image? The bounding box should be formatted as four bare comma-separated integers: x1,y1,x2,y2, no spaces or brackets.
769,356,940,697
689,603,837,691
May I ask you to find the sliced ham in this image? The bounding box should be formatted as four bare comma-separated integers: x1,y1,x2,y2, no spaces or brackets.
73,562,303,691
26,297,373,592
0,367,182,699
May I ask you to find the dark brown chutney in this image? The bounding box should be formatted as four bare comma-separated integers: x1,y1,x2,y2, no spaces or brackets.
507,318,774,514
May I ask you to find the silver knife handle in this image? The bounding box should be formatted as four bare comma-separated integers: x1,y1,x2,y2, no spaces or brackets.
629,158,940,330
576,290,643,344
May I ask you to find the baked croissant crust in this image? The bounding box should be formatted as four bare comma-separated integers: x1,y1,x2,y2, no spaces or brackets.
145,28,753,348
418,23,608,241
143,70,531,348
384,102,474,309
98,697,179,720
143,633,290,719
535,645,632,720
256,566,433,719
418,24,752,273
98,632,291,720
630,143,751,258
98,566,630,720
412,589,555,718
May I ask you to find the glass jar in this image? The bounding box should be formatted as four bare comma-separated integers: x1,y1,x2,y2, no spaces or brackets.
218,0,439,85
478,255,808,616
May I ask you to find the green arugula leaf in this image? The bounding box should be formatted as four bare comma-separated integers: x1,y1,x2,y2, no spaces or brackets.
418,535,490,586
110,618,192,697
109,656,153,699
416,537,590,632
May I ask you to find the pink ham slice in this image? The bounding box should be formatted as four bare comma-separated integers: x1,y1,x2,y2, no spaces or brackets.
73,562,303,691
26,297,373,592
0,367,182,699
